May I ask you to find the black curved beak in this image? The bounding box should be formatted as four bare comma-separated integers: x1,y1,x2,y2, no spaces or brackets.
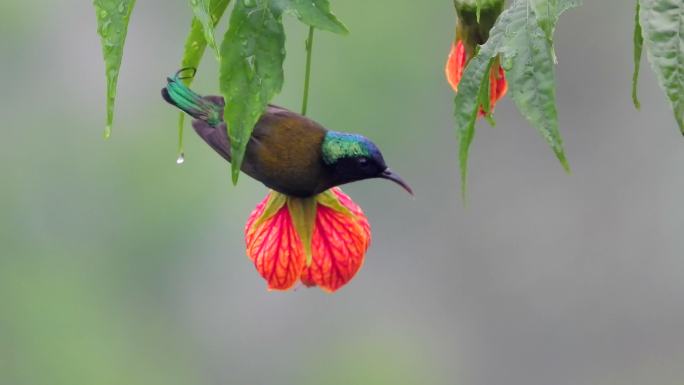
379,168,414,195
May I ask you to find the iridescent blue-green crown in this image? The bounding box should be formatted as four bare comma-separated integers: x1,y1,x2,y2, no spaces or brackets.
321,131,380,165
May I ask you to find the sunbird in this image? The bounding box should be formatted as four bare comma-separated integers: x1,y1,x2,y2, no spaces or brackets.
161,71,412,197
161,69,412,292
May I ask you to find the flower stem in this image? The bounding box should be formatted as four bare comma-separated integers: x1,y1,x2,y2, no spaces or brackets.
301,26,315,116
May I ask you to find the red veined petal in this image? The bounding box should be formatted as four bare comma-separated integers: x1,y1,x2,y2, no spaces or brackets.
301,188,371,292
245,194,306,291
491,64,507,106
445,40,467,92
478,61,508,117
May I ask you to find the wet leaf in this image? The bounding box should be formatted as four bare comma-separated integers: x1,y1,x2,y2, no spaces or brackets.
187,0,231,59
454,0,579,196
219,0,285,183
530,0,580,42
502,0,575,172
93,0,136,138
453,1,514,198
530,0,557,42
272,0,348,34
478,57,495,123
639,0,684,133
177,0,231,157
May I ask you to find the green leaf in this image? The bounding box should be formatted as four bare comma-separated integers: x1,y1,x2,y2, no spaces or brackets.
219,0,286,183
558,0,582,14
177,0,231,157
529,0,558,42
529,0,581,64
453,2,516,197
287,197,318,265
187,0,231,59
180,0,231,79
454,0,579,195
456,57,494,200
501,0,573,172
478,57,495,125
530,0,580,42
93,0,136,138
632,0,643,109
639,0,684,133
272,0,348,34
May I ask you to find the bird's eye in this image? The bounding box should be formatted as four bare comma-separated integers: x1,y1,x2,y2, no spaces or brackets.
357,158,370,167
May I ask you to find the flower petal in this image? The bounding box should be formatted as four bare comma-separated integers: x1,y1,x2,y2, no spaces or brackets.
245,193,305,291
477,62,508,117
445,40,467,92
491,64,507,105
301,188,371,292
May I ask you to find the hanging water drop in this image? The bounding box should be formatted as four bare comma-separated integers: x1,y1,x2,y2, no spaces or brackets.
176,153,185,165
103,125,112,139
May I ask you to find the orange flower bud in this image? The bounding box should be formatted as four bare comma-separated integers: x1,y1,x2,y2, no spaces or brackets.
446,0,507,116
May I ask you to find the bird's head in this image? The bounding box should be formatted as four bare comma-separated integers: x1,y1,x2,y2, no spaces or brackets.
321,131,413,195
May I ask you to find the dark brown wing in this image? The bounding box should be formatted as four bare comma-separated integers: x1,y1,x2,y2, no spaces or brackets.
192,99,330,197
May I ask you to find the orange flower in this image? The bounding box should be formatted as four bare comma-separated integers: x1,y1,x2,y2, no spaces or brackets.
446,40,507,117
245,188,370,292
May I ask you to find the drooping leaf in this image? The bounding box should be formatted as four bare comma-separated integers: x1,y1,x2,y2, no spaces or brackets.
530,0,580,42
478,53,492,114
176,0,231,158
272,0,348,34
632,0,643,109
187,0,231,59
478,57,495,125
557,0,582,14
453,2,516,197
219,0,286,183
501,0,575,172
639,0,684,133
529,0,558,42
93,0,136,138
454,0,578,195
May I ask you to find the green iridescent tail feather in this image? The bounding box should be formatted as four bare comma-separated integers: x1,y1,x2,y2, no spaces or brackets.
162,68,222,127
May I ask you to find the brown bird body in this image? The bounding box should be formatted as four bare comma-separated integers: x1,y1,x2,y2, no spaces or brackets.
192,96,332,196
162,76,413,197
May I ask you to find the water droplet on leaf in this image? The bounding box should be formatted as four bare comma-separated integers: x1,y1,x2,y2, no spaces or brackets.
176,153,185,165
103,125,112,139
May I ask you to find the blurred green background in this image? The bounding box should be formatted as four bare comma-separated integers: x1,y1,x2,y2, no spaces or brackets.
2,1,684,385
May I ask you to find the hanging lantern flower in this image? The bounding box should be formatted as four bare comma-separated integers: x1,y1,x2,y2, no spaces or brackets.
245,188,371,292
446,0,507,116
